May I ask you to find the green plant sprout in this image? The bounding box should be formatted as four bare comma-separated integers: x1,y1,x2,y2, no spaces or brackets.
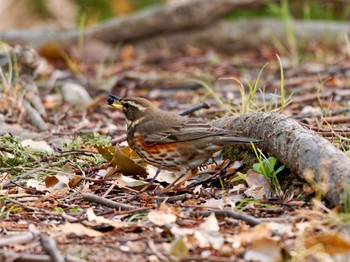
0,201,22,219
343,185,350,215
276,54,287,110
0,134,49,169
126,212,148,222
194,79,235,115
268,0,299,68
230,172,246,183
0,41,21,96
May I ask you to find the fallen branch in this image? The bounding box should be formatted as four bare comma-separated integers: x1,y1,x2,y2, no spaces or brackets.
132,18,350,54
190,210,262,226
40,234,64,262
0,231,39,246
0,0,264,48
1,17,349,55
0,251,83,262
82,193,136,210
217,112,350,208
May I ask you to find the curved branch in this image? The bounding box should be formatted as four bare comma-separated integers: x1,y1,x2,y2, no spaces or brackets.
217,112,350,208
0,0,265,47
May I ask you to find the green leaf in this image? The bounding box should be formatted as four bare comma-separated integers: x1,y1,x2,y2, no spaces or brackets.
252,163,262,173
53,207,64,213
69,207,83,213
275,165,285,175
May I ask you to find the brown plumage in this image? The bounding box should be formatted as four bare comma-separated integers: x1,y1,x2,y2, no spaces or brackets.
108,95,258,185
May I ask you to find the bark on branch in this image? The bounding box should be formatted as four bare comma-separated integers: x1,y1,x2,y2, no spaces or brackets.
217,112,350,208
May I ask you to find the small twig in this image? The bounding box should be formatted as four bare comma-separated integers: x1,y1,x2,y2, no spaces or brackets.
0,231,39,246
2,180,47,192
5,198,67,220
148,239,168,261
32,150,96,165
39,234,64,262
111,134,127,145
0,251,84,262
5,198,49,213
103,182,117,197
115,207,153,216
179,101,210,116
190,210,262,226
82,193,137,210
181,255,233,262
153,193,191,203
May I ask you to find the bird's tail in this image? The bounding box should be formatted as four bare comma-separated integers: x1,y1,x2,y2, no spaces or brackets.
218,136,260,144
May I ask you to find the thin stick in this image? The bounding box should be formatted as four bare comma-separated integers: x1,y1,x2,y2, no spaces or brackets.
190,210,262,226
179,101,210,116
82,193,136,210
148,239,168,261
40,234,64,262
0,251,84,262
0,231,39,246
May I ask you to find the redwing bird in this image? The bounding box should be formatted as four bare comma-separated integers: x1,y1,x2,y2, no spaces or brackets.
108,95,258,187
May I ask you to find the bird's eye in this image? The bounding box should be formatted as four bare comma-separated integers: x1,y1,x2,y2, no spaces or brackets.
123,103,130,109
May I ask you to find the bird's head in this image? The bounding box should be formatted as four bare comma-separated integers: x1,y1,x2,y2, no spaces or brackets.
108,95,156,123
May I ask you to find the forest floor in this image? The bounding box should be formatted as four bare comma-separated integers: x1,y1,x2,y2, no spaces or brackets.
1,41,350,262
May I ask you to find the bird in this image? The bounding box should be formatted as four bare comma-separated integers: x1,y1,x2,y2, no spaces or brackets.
107,95,258,188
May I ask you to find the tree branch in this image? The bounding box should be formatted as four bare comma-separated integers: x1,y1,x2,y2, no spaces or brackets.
216,112,350,208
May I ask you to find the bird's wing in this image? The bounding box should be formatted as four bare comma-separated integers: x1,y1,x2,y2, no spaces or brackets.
143,118,248,144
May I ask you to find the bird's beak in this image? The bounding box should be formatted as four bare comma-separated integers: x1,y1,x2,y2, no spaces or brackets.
107,95,123,110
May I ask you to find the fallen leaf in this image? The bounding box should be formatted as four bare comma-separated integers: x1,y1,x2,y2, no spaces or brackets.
146,165,178,184
114,173,148,189
21,139,53,154
195,230,224,250
45,174,69,190
68,175,82,187
197,213,224,249
244,169,271,198
56,223,102,237
86,208,124,228
169,237,189,259
170,213,224,250
305,232,350,254
45,175,59,188
95,145,148,178
199,212,219,232
244,185,268,199
231,222,286,249
148,211,177,226
244,237,282,262
148,203,177,226
26,179,47,191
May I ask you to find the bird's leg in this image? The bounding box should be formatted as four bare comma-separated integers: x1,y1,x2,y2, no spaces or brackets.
174,169,198,188
140,160,164,193
164,172,187,191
